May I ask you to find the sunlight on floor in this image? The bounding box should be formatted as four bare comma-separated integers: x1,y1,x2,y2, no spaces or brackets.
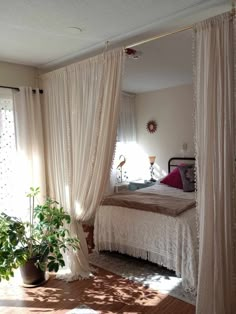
89,251,196,305
0,269,194,314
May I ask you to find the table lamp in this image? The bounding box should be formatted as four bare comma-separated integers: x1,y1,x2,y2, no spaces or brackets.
148,156,156,182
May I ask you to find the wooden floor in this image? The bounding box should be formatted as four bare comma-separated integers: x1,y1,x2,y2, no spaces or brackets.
0,266,195,314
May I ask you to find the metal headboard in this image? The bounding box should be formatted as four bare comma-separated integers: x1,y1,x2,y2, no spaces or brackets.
168,157,195,173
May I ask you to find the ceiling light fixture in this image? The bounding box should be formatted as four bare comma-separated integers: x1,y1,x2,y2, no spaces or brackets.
67,27,83,34
125,48,142,59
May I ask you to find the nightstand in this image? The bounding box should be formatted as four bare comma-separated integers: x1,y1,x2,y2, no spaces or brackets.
128,179,155,191
114,182,129,193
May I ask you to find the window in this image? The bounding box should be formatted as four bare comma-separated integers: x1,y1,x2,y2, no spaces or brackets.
0,88,16,214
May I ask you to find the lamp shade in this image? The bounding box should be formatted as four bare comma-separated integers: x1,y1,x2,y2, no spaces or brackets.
148,156,156,164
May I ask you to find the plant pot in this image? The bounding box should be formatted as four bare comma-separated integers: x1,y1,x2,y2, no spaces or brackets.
20,256,46,286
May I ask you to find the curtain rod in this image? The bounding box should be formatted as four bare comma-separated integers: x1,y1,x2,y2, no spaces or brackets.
125,6,235,49
126,25,192,49
122,91,136,97
0,85,43,94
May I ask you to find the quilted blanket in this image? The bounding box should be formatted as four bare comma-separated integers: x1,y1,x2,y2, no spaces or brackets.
101,191,196,216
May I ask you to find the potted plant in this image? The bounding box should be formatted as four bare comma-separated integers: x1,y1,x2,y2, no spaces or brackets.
0,187,79,286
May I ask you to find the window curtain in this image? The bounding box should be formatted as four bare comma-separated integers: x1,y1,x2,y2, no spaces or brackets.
41,48,124,280
109,92,137,189
194,12,235,313
117,92,136,143
13,87,46,218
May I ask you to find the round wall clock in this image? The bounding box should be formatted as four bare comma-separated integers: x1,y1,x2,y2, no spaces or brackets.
146,120,157,134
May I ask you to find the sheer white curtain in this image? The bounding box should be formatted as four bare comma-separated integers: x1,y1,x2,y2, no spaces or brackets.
13,87,46,216
41,48,124,280
111,92,138,185
117,92,136,143
194,12,235,313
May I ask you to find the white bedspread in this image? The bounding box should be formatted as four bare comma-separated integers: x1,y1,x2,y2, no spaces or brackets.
94,183,198,294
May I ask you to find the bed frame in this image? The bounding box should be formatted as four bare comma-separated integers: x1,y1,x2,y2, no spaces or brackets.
168,157,195,173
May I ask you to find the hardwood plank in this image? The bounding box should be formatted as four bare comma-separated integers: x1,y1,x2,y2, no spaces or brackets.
0,266,195,313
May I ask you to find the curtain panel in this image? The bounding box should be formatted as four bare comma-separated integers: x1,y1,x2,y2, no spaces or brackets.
41,48,124,280
13,87,46,218
108,92,137,191
194,12,235,314
117,92,136,143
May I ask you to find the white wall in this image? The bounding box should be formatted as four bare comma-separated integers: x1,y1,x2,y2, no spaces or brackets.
135,84,194,178
0,61,38,87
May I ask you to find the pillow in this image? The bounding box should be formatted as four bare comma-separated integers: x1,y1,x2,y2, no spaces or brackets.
160,166,184,189
178,164,195,192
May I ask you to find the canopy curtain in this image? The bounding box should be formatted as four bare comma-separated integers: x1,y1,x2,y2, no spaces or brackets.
194,12,235,313
13,87,46,218
41,48,124,280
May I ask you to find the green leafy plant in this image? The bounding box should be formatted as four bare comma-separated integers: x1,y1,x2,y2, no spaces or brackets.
0,187,80,281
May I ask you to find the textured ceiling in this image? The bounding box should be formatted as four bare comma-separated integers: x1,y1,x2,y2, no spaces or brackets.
0,0,230,69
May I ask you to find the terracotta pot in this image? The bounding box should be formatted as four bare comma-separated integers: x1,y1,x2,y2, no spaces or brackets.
20,256,45,286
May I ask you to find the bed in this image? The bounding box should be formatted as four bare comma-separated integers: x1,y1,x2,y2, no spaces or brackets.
94,157,198,294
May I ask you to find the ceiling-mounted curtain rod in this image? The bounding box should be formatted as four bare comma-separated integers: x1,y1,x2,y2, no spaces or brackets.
125,6,235,49
0,85,43,94
126,25,192,49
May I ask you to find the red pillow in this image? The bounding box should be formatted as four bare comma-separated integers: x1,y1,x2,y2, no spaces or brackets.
160,166,184,189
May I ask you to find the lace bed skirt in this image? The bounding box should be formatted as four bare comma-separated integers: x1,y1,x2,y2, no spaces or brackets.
94,204,198,294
